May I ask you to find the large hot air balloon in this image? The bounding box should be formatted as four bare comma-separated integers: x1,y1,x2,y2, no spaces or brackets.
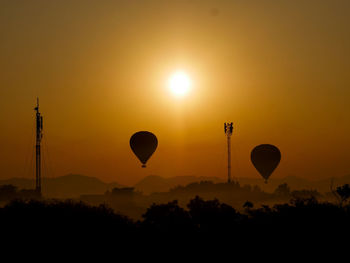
251,144,281,183
130,131,158,168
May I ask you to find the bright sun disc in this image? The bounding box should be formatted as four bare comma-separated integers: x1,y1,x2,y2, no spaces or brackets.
168,71,191,97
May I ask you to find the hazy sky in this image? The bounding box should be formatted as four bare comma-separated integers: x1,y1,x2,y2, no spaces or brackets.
1,0,350,185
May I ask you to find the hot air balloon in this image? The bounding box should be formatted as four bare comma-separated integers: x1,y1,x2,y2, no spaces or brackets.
130,131,158,168
251,144,281,183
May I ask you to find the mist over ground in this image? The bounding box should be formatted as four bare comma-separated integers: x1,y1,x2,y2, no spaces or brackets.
1,174,349,219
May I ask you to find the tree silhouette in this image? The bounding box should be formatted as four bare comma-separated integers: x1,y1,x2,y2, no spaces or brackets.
291,189,321,200
243,201,254,218
336,184,350,206
142,200,194,232
187,196,243,232
1,191,350,236
274,183,290,197
0,199,134,235
0,184,17,201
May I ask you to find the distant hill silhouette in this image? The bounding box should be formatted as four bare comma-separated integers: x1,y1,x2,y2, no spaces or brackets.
134,174,350,194
1,173,349,198
0,174,123,198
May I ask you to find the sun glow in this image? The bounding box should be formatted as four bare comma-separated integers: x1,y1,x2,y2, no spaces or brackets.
168,71,191,97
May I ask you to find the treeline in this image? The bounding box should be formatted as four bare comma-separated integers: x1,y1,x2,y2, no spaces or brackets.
122,180,340,217
1,184,349,234
1,181,349,220
149,180,334,204
0,185,40,201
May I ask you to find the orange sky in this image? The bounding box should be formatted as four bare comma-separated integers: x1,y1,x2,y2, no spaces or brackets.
1,0,350,185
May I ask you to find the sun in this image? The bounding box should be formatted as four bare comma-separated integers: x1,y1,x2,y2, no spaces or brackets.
168,71,191,97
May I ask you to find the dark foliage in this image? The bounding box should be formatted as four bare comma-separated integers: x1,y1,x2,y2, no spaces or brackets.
141,200,194,232
0,184,40,201
1,185,350,237
243,201,254,209
336,184,350,206
0,185,17,201
187,196,245,231
291,189,322,200
274,183,291,197
0,199,135,235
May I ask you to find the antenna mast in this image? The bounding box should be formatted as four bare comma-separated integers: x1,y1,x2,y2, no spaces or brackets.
224,122,233,183
34,98,43,194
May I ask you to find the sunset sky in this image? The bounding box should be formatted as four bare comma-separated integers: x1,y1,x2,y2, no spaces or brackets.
1,0,350,185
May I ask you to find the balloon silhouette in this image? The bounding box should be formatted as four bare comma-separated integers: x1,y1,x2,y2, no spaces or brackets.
130,131,158,168
251,144,281,183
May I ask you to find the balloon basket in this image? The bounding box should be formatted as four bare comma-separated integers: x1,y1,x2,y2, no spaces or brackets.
142,164,146,168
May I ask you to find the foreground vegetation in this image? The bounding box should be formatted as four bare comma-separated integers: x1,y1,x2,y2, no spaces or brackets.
1,185,349,235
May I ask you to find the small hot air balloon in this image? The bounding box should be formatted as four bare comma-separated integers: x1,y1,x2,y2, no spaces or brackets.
251,144,281,183
130,131,158,168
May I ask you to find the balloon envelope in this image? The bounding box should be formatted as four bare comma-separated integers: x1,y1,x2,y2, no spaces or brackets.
251,144,281,182
130,131,158,168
